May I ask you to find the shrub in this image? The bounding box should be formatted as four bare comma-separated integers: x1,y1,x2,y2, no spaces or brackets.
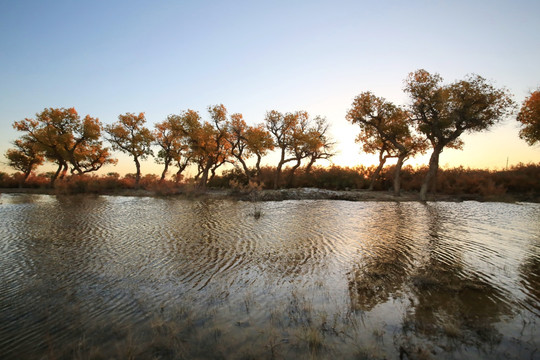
0,172,18,188
0,162,537,197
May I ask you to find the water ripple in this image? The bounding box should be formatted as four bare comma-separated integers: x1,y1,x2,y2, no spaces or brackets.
0,195,538,358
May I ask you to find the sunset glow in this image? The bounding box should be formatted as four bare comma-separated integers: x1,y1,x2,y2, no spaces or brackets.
1,3,539,358
1,1,539,175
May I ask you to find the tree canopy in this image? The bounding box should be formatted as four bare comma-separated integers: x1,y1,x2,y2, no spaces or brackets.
517,89,540,145
105,112,154,185
12,107,115,183
5,76,527,195
265,110,334,188
5,138,44,181
404,69,514,200
226,113,274,183
154,115,192,181
346,91,426,195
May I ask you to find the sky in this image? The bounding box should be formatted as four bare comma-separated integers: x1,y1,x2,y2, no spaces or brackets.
1,0,539,176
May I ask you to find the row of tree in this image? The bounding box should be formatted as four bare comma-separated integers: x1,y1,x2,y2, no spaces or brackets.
5,69,539,200
6,104,334,190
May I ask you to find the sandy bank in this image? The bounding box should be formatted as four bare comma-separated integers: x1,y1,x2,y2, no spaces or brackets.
1,187,538,203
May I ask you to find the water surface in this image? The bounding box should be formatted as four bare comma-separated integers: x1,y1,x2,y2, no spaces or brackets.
0,194,538,359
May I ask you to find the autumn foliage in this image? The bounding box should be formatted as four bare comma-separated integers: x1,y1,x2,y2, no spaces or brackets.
517,89,540,145
2,70,536,199
11,108,116,184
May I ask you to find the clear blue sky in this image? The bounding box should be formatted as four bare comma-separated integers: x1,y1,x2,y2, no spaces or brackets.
1,0,539,175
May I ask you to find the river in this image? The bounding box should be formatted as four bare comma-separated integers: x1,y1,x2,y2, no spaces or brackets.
0,194,538,359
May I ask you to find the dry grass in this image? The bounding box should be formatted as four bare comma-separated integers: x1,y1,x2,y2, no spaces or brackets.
2,163,539,201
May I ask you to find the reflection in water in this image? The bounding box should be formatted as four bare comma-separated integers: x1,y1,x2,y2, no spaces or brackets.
0,194,539,359
347,203,417,311
402,205,513,355
520,252,540,315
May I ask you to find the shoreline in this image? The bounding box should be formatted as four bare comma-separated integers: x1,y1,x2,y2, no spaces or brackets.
1,187,538,203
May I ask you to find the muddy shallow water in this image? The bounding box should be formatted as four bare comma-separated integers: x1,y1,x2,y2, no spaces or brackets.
0,194,538,359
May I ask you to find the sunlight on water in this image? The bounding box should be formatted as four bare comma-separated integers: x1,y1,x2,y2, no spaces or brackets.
0,194,538,359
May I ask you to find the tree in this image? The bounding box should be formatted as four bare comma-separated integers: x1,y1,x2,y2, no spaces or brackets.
517,89,540,145
171,110,201,182
404,69,514,200
346,92,426,196
67,115,116,175
284,113,311,186
265,110,302,188
179,105,231,189
225,113,276,184
284,115,335,186
206,105,233,183
359,134,396,191
244,124,274,180
226,113,253,182
106,112,154,186
303,116,335,173
5,138,44,181
154,115,191,181
265,110,333,188
13,107,115,184
264,111,301,188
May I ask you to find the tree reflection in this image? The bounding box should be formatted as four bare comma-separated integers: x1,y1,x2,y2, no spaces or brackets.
519,252,540,316
347,203,416,311
400,204,513,353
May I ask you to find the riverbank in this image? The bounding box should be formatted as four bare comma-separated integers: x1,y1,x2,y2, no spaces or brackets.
1,187,538,203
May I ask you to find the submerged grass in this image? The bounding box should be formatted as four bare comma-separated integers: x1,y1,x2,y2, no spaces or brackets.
29,281,538,360
2,199,538,359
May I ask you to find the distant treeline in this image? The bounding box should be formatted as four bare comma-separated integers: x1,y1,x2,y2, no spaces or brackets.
4,70,539,200
1,163,538,200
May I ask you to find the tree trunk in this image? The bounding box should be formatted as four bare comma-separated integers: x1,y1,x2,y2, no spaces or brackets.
393,154,406,197
193,164,202,181
254,154,262,179
210,160,225,182
198,161,213,190
175,170,182,183
160,160,170,181
51,162,63,186
287,159,301,187
305,157,316,174
238,157,251,184
59,163,69,179
175,160,188,183
274,146,291,189
369,156,387,191
274,162,283,189
69,153,82,175
420,146,442,201
134,157,141,187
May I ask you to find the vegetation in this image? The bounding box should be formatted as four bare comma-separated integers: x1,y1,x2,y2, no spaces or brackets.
227,113,274,183
1,163,538,201
264,110,334,189
403,70,514,200
3,70,536,199
4,138,44,182
346,91,426,196
11,107,115,184
517,89,540,145
153,114,191,181
105,112,154,186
